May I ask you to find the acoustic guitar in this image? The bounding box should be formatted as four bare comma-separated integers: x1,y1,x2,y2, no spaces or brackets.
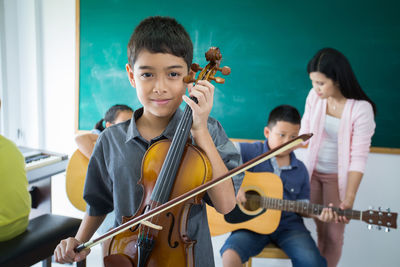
65,149,88,212
206,171,397,236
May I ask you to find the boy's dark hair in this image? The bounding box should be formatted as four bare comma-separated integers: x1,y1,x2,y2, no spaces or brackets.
267,105,301,128
307,47,376,115
95,104,133,132
127,16,193,69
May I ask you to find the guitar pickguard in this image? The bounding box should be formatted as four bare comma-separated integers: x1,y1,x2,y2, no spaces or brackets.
224,204,266,224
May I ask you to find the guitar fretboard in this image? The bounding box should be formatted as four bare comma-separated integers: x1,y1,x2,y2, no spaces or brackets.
259,197,362,220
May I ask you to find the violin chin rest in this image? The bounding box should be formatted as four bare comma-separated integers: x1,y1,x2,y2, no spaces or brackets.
104,254,134,267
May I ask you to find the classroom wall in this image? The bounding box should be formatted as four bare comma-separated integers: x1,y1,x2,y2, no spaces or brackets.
1,1,399,266
0,0,76,154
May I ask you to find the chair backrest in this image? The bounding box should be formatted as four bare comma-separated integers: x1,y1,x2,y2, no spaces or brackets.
65,149,88,212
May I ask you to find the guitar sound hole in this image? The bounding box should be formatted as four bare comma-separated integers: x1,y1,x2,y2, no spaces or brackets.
244,190,261,211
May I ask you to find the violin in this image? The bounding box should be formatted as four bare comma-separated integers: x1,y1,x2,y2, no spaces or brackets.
76,135,312,265
104,47,231,267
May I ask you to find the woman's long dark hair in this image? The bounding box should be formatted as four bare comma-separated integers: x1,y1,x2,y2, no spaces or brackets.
94,104,133,132
307,48,376,115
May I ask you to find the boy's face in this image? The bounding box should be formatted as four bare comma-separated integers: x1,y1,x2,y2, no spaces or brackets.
264,121,300,157
126,49,188,120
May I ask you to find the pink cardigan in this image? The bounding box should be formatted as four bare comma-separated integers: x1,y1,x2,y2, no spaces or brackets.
299,89,376,200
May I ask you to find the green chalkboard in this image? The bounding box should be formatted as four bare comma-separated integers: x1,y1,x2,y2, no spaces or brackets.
77,0,400,149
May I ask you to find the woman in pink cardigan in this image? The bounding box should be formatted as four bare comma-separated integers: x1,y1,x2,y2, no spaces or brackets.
299,48,376,267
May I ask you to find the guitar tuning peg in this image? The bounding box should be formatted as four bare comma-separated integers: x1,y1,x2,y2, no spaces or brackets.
385,227,390,233
377,226,382,231
367,224,373,230
368,206,374,210
378,206,382,211
386,208,391,213
217,66,231,75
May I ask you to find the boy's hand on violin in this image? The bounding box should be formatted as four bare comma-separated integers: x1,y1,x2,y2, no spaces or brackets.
54,237,90,263
183,79,214,135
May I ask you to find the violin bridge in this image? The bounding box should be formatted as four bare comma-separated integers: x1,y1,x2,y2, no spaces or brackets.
141,220,163,230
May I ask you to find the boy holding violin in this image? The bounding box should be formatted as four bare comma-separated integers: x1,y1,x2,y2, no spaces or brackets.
55,16,243,266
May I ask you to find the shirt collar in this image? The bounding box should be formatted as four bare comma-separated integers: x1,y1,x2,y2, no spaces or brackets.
126,107,184,143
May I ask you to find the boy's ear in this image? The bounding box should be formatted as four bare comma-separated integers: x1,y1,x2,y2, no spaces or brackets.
264,126,270,139
126,63,136,88
105,121,112,128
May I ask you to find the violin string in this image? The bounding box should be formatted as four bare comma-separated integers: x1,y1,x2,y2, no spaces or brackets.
144,105,193,237
146,69,210,230
154,105,192,204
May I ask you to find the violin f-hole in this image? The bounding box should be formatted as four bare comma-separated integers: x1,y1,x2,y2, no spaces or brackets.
166,212,179,248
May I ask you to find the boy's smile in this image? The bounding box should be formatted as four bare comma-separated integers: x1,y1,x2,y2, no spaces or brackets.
126,50,188,121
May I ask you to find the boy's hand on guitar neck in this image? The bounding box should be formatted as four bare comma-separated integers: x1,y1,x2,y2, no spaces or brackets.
316,203,338,223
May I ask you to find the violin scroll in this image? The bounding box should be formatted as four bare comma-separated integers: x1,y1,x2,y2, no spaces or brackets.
183,47,231,84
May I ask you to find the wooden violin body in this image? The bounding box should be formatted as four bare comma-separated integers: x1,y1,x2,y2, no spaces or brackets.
104,140,212,266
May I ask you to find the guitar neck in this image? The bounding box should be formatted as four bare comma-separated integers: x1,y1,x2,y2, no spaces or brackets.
261,197,362,220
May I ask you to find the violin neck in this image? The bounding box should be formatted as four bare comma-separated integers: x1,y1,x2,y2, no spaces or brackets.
151,100,195,204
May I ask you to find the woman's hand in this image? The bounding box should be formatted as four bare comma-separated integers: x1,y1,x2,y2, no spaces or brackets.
338,197,355,224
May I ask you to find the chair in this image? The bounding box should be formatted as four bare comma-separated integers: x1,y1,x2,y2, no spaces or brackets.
243,243,288,267
0,214,86,267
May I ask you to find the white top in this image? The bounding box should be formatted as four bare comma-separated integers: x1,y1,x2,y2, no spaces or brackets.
315,115,340,173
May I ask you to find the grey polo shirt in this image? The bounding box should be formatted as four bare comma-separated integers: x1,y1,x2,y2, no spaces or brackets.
84,107,243,266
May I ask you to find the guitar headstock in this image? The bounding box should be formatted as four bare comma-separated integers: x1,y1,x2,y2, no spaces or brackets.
362,208,397,230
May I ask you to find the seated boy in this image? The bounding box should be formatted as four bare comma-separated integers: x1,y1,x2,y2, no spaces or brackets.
54,16,243,266
221,105,331,267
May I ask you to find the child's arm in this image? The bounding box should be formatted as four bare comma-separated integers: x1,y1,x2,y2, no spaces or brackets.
75,133,98,159
193,130,236,214
183,80,236,214
54,213,105,263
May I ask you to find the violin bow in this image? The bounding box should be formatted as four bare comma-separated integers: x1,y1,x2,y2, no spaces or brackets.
76,133,312,252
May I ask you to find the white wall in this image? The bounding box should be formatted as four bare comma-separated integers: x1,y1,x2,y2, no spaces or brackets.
0,0,76,154
40,0,76,154
1,1,399,266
